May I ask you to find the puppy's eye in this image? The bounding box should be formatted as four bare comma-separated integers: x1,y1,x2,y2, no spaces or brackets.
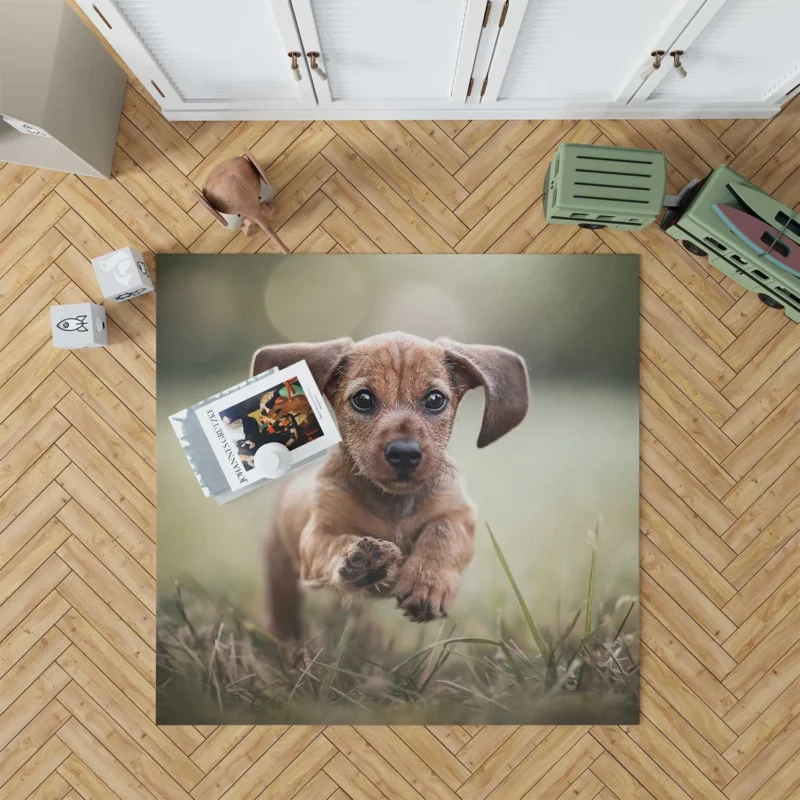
350,389,376,413
424,390,448,413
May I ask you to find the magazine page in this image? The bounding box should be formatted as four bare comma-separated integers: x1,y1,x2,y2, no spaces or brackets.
194,360,340,492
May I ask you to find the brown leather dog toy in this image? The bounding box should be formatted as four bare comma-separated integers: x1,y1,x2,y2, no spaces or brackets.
197,149,290,254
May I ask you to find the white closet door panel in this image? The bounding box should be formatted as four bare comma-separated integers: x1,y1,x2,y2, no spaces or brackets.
497,0,692,101
650,0,800,102
113,0,300,101
305,0,469,101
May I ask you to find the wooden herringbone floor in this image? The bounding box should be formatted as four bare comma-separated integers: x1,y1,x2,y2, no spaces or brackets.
2,70,800,799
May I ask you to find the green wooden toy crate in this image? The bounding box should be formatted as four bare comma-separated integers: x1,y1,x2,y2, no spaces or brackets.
544,143,667,231
660,165,800,323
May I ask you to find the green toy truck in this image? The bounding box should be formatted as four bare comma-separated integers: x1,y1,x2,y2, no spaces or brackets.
659,165,800,323
543,144,667,231
544,143,800,322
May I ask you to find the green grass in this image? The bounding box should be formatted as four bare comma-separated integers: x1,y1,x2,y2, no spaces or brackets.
156,521,639,725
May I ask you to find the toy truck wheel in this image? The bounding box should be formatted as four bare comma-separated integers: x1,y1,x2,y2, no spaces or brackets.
758,293,784,310
578,223,606,230
682,240,707,257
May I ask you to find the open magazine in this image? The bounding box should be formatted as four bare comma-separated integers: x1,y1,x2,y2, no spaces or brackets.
170,360,341,503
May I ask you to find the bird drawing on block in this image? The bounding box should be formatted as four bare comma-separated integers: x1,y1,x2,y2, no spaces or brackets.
198,150,290,254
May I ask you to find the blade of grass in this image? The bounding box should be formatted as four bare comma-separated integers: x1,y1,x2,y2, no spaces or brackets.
585,517,600,638
390,637,509,674
613,600,636,642
320,624,350,706
487,522,549,659
553,605,582,663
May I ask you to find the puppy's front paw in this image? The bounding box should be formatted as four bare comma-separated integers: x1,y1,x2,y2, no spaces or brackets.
337,537,403,591
393,563,458,622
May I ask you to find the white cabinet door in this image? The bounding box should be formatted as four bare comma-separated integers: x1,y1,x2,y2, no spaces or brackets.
633,0,800,110
289,0,486,111
479,0,708,112
75,0,316,113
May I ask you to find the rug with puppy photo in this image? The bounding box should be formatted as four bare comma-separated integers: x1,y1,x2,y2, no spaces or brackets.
156,254,640,725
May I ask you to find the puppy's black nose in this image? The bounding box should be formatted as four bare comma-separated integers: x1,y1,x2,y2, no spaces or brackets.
385,439,422,471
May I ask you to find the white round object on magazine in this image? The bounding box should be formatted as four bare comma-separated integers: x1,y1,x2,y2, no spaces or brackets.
254,442,292,479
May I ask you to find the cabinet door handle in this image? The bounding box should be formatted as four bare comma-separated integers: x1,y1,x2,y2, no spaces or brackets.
288,52,302,81
307,52,328,81
670,50,687,79
641,50,665,81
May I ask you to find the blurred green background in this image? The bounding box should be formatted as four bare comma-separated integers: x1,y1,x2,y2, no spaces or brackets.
156,254,639,640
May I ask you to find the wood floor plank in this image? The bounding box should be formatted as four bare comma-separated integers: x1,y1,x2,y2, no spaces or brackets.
56,391,155,503
0,481,70,569
641,536,736,644
57,499,154,609
639,284,736,390
642,466,733,578
0,170,66,244
0,193,69,280
365,121,468,210
0,447,68,536
55,355,155,468
641,392,735,500
0,228,68,317
723,639,800,733
112,147,203,248
640,355,735,464
400,121,469,175
600,230,735,353
190,726,288,800
56,717,158,800
322,752,388,800
187,122,238,158
56,570,154,685
724,539,800,632
0,163,36,206
641,611,737,720
322,137,453,253
455,119,581,231
640,319,736,428
457,727,551,800
454,121,507,155
722,459,800,552
55,427,154,535
122,85,202,175
57,645,203,789
56,534,154,643
57,680,194,800
723,676,800,771
640,500,735,608
0,732,70,799
640,678,737,790
322,173,416,254
116,116,201,212
322,208,382,254
329,121,468,246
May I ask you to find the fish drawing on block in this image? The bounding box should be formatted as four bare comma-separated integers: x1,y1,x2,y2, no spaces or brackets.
56,315,89,332
712,204,800,277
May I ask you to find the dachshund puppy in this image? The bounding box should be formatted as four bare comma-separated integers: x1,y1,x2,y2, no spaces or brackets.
251,333,529,641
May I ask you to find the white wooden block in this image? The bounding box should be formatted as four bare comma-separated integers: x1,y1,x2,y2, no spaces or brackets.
91,246,154,302
51,303,108,348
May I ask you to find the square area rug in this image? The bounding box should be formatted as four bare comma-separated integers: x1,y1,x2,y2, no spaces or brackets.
156,254,640,725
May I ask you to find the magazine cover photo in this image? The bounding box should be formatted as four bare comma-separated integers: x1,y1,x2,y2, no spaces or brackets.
156,254,640,726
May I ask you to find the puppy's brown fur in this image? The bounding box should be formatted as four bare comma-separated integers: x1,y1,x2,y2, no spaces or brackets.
251,333,529,641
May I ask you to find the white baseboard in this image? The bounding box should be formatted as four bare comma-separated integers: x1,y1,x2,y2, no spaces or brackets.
162,103,780,122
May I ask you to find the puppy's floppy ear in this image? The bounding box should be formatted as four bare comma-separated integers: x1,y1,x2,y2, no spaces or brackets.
438,338,530,448
250,338,353,397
